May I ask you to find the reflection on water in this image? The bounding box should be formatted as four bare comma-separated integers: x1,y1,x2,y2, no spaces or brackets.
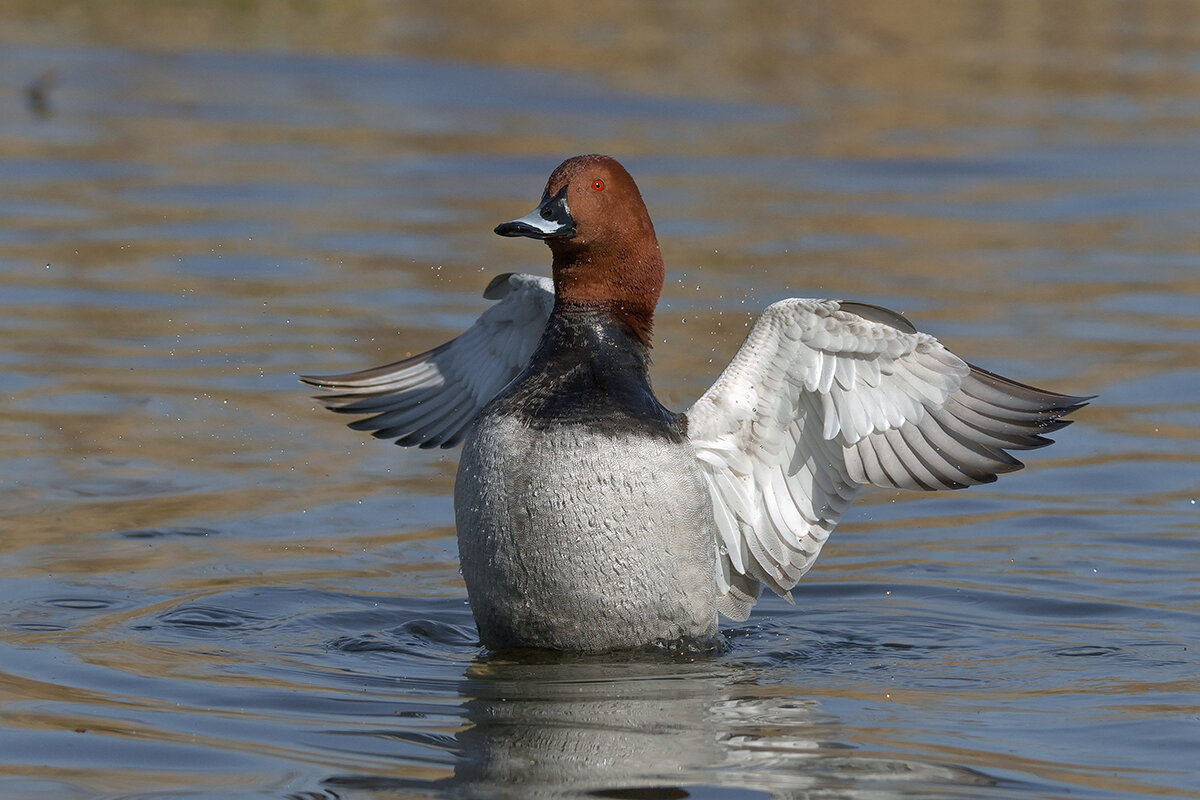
326,653,1000,800
1,1,1198,798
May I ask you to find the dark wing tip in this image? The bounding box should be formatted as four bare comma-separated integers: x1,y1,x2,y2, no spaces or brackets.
837,301,919,334
298,342,450,391
966,363,1094,414
483,272,516,299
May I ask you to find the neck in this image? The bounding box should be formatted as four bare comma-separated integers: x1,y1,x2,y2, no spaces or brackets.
546,304,653,358
549,243,664,348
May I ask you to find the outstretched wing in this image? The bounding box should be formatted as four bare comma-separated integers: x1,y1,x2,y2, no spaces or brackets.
302,272,554,448
686,299,1090,620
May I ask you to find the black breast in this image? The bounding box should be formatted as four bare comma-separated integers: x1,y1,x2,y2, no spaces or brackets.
485,310,685,443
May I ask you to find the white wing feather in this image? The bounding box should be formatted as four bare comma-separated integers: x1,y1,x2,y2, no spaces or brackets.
686,299,1088,621
302,273,553,448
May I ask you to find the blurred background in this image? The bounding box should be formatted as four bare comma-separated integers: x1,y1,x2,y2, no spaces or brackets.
1,2,1197,799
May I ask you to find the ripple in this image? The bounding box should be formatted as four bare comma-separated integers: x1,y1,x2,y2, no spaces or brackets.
1054,645,1123,658
331,618,478,656
588,786,708,799
115,526,219,539
10,622,67,632
40,597,116,610
157,605,270,631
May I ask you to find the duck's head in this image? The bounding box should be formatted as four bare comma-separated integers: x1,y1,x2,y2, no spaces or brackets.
496,154,664,346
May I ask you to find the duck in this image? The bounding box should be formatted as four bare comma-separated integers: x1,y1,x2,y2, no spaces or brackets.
303,154,1089,653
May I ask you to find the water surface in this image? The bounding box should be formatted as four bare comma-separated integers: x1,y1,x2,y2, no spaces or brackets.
1,3,1197,799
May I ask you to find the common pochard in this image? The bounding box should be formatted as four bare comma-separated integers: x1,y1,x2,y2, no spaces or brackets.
305,155,1089,652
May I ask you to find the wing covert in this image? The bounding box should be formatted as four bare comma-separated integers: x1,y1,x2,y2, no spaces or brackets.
686,299,1089,620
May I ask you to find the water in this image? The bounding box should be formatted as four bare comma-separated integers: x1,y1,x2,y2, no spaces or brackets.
1,3,1198,798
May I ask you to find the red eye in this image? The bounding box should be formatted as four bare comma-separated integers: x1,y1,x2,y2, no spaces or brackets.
592,179,605,191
